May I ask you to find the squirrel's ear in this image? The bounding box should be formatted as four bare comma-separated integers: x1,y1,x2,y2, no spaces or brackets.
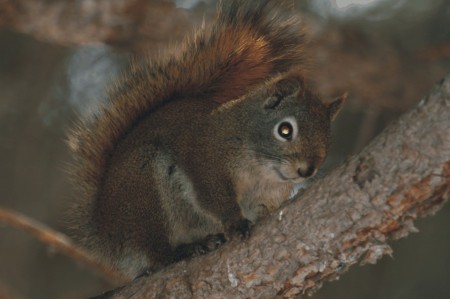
263,96,282,109
264,77,301,109
327,92,347,121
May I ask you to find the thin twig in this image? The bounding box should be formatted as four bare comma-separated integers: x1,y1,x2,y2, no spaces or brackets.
0,207,127,285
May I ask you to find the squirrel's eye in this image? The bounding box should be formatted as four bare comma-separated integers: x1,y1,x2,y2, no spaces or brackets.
278,122,293,140
273,117,298,142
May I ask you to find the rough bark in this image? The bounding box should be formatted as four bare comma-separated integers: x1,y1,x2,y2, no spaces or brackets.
97,74,450,298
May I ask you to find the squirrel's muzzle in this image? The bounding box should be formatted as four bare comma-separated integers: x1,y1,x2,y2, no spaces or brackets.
297,162,317,178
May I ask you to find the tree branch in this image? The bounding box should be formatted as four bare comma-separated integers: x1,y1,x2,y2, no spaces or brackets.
0,0,195,53
0,208,126,285
100,74,450,298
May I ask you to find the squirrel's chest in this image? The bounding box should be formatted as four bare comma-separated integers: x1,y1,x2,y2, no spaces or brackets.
234,163,300,222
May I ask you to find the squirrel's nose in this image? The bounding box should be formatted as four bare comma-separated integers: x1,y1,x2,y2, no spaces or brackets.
297,164,316,178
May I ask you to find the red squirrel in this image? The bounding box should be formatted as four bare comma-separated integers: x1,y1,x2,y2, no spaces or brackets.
67,0,344,278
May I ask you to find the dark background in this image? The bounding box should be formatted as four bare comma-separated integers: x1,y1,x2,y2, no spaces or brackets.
0,0,449,298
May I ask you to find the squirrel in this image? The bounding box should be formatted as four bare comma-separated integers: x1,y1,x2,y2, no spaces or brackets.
67,0,345,279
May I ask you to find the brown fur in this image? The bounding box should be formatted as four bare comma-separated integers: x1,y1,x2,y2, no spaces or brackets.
67,0,343,278
68,0,305,242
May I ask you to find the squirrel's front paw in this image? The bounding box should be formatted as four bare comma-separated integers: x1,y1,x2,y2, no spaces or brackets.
200,233,227,253
226,218,253,240
236,219,253,239
174,233,226,260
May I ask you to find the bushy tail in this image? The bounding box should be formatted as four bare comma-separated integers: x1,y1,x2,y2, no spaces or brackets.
67,0,307,238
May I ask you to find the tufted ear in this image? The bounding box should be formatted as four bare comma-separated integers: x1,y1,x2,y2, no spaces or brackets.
264,77,301,109
327,92,347,121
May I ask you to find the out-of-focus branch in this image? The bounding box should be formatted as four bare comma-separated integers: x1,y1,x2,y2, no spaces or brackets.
0,207,126,285
0,0,196,53
417,43,450,60
1,0,449,111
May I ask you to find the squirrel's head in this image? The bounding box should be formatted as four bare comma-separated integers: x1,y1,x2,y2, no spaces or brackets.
221,75,345,184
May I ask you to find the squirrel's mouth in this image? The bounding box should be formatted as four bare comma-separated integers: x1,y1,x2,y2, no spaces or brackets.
272,167,305,183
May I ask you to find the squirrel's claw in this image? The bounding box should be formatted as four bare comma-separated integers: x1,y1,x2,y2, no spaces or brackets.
235,219,253,240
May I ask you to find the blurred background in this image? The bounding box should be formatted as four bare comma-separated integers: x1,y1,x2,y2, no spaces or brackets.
0,0,449,298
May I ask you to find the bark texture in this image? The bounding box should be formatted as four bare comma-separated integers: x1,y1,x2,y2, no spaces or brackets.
97,74,450,298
